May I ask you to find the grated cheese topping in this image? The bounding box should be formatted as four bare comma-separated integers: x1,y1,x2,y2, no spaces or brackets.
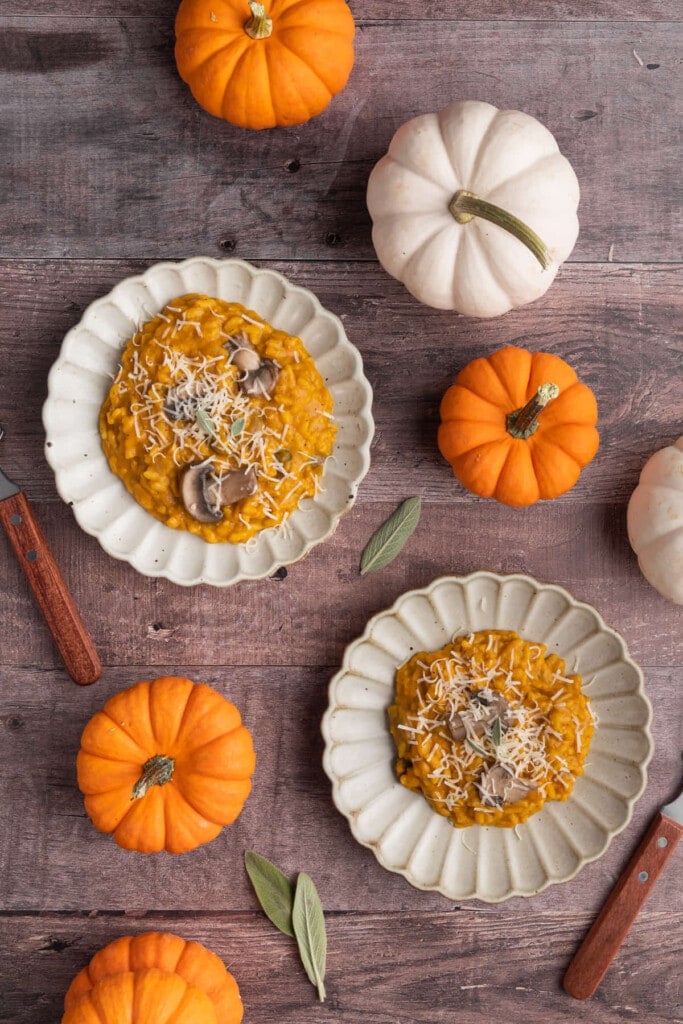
100,294,337,543
388,630,594,829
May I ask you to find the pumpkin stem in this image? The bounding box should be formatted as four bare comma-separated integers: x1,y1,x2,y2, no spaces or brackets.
244,1,273,39
132,754,175,800
507,383,560,438
448,189,552,270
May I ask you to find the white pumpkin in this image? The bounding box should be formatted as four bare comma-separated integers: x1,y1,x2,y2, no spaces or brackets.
366,100,580,318
627,437,683,604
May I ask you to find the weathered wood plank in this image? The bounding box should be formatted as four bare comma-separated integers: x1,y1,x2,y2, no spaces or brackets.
0,665,679,914
4,2,681,20
0,498,681,669
1,909,681,1024
0,21,679,260
0,261,680,505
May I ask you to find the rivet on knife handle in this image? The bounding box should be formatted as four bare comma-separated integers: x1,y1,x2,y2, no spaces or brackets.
563,810,683,1000
0,491,101,685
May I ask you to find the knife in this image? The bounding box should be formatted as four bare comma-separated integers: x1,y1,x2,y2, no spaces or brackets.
0,444,101,685
563,786,683,999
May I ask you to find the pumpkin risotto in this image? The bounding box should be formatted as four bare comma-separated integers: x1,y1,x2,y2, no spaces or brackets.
388,630,594,828
100,294,337,543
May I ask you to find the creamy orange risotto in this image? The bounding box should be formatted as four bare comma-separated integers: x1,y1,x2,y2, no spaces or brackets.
100,294,337,543
388,630,594,828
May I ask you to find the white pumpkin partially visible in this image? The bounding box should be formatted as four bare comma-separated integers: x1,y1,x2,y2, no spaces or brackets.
627,437,683,604
367,100,580,317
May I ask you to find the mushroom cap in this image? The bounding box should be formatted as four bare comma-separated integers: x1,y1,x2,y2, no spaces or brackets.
180,461,223,523
478,764,536,806
239,359,280,398
181,463,259,523
231,336,262,374
206,467,258,508
449,689,509,741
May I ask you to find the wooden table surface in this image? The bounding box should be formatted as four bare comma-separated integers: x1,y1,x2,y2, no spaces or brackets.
1,2,681,1021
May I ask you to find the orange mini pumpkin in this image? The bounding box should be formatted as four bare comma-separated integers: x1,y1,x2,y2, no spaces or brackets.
77,677,255,854
438,346,599,507
174,0,355,129
62,969,217,1024
64,933,242,1024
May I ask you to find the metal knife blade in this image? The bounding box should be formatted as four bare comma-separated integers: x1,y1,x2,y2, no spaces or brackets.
0,463,20,501
662,788,683,825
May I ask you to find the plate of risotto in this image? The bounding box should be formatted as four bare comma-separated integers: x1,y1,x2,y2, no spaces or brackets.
322,573,653,902
43,258,374,586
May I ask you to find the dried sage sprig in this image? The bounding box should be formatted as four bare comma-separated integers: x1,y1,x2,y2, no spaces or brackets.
245,852,328,1002
195,408,217,439
244,850,295,937
360,496,421,575
292,872,327,1002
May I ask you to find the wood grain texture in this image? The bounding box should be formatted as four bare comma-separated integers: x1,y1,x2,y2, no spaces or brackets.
1,499,682,669
1,910,681,1024
0,491,101,684
0,21,679,261
0,261,680,504
0,2,681,1021
0,665,679,914
4,1,681,19
564,811,683,1000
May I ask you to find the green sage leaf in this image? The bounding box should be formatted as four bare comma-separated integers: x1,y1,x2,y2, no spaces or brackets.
491,717,502,747
292,872,327,1002
231,417,245,437
360,496,421,576
244,851,295,937
466,737,489,758
195,408,217,438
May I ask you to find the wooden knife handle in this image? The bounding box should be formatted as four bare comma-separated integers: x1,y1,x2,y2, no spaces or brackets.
0,490,101,685
563,810,683,1000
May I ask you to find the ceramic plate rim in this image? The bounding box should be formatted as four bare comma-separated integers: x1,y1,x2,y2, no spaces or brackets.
321,571,654,903
42,256,374,586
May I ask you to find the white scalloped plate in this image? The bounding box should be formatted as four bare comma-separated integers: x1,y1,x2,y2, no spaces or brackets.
42,258,374,586
322,573,653,902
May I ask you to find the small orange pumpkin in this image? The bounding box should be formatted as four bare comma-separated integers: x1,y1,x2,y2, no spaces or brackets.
62,969,217,1024
77,677,255,854
438,346,599,507
174,0,355,129
64,933,242,1024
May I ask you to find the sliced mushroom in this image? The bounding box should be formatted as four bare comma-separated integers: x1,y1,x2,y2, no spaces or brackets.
181,463,257,524
478,764,536,807
180,461,222,523
204,467,257,509
239,358,280,398
448,690,509,741
228,333,262,374
164,380,206,421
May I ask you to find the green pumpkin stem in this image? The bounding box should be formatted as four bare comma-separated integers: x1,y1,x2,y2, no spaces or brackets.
448,189,552,270
244,1,273,39
132,754,175,800
507,383,560,438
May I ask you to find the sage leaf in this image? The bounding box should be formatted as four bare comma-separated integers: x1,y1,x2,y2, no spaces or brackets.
195,408,217,438
292,872,327,1002
492,717,502,747
244,851,295,937
231,417,245,437
466,737,489,758
360,496,421,576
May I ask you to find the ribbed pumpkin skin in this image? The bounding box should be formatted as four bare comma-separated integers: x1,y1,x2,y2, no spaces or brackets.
64,933,243,1024
61,969,217,1024
77,677,256,854
174,0,355,129
438,346,599,507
